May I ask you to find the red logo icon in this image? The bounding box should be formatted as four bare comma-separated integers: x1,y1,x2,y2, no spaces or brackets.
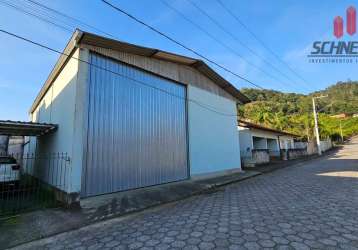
334,6,356,38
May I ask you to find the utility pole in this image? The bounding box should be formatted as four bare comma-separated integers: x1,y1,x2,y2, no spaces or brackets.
312,96,327,155
340,120,344,142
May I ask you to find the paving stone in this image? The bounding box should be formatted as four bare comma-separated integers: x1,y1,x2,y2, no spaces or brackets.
278,223,292,229
276,246,294,250
12,145,358,250
176,233,189,240
190,231,203,238
297,232,315,240
198,242,215,249
242,228,256,235
154,243,171,250
243,242,261,250
272,236,289,245
303,240,325,249
286,235,303,243
171,240,186,248
228,245,243,250
128,242,143,249
105,240,121,248
343,234,358,241
258,239,276,247
145,239,160,247
330,235,350,243
290,242,310,250
319,238,338,246
213,238,230,247
201,235,216,242
182,245,199,250
257,233,271,240
87,243,104,250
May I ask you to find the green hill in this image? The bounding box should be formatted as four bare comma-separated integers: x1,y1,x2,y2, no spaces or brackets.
239,81,358,141
310,81,358,114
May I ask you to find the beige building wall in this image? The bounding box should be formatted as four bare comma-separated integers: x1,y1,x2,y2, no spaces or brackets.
24,48,83,193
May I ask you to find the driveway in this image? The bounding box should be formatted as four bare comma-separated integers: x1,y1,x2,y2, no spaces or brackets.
12,137,358,250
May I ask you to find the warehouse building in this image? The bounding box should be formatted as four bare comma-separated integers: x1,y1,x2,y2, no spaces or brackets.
24,30,250,203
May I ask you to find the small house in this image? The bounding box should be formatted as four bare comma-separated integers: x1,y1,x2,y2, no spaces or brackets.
238,120,298,166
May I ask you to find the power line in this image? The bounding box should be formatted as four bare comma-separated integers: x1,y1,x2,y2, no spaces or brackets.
0,0,73,32
9,0,289,92
0,28,243,117
23,0,306,93
17,0,291,92
101,0,265,90
215,0,313,91
160,0,302,93
26,0,115,38
7,0,267,91
0,0,117,39
184,0,312,93
1,0,258,105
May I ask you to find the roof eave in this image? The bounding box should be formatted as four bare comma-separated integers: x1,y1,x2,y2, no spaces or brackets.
30,29,251,113
238,120,299,137
29,29,84,114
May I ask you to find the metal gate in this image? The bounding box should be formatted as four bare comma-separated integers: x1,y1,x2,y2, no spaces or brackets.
81,53,188,197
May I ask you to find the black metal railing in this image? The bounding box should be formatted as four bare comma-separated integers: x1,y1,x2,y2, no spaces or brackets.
0,152,70,217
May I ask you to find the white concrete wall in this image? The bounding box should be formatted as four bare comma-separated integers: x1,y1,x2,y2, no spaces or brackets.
251,129,279,140
28,48,82,193
279,135,295,149
188,85,241,175
294,142,308,149
321,138,332,152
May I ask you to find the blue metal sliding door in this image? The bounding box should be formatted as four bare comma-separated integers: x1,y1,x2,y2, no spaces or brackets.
82,53,188,197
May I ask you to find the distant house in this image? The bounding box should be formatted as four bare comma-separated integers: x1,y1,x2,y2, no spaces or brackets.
330,113,349,119
0,135,8,155
8,136,24,156
238,120,298,166
0,135,24,156
24,30,250,204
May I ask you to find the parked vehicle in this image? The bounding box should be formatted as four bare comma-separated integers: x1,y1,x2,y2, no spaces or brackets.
0,156,20,186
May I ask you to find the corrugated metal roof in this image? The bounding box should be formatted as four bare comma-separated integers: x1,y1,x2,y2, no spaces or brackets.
0,120,57,136
238,119,299,137
30,29,251,113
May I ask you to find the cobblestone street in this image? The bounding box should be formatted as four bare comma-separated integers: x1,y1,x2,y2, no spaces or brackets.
13,138,358,250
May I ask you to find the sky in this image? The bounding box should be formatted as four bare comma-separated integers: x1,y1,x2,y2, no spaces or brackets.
0,0,357,120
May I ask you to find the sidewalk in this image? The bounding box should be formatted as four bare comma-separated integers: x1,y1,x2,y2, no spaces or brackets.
0,150,335,249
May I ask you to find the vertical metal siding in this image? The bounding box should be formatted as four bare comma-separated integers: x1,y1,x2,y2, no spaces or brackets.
82,53,188,197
